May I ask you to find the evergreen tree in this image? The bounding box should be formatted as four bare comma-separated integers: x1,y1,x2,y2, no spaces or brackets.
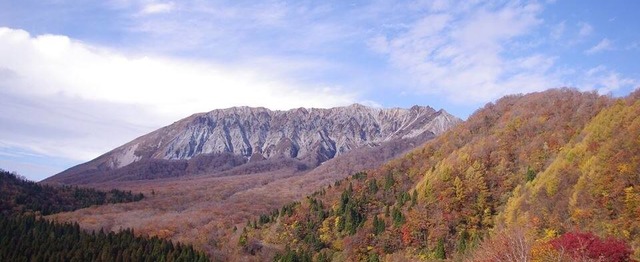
238,228,248,247
435,238,446,259
0,215,208,262
372,215,385,235
391,207,404,227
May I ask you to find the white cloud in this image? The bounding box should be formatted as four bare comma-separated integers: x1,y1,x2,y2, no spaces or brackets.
0,27,356,114
585,38,613,54
581,65,636,94
0,27,358,161
140,2,175,15
578,22,593,37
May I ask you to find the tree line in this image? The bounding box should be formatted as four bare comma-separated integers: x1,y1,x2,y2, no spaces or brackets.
1,169,143,216
0,169,209,261
0,215,208,262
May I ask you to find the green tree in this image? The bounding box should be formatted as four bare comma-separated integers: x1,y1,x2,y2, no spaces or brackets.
435,238,446,259
372,215,385,235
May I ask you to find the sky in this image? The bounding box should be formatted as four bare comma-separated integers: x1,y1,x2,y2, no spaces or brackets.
0,0,638,181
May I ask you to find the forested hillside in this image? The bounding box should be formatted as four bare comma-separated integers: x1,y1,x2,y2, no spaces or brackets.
0,170,208,261
0,169,143,216
240,88,638,261
499,91,640,260
0,215,208,262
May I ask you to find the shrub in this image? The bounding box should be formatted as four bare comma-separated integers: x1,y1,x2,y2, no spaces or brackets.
549,232,632,262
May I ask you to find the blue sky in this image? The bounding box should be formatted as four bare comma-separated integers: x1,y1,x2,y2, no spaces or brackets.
0,0,638,181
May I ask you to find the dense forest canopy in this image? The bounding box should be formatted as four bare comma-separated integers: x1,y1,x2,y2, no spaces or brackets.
238,88,639,261
0,169,208,261
0,169,143,216
0,215,208,262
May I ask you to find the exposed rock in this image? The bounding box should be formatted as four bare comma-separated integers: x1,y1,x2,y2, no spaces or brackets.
45,104,461,184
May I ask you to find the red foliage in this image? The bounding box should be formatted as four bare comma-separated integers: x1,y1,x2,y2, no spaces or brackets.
550,232,633,262
400,225,412,246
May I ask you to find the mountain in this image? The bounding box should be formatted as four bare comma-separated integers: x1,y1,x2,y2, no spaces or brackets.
239,88,639,261
44,104,461,184
40,89,640,261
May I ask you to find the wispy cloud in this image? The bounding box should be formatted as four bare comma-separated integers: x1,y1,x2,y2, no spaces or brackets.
139,2,175,15
582,65,636,94
116,1,358,57
550,21,565,40
369,2,555,103
586,38,613,54
578,22,593,37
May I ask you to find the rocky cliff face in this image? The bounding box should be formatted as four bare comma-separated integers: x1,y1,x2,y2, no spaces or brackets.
46,104,461,183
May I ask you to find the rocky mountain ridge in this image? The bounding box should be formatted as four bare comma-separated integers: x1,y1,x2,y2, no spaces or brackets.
45,104,461,184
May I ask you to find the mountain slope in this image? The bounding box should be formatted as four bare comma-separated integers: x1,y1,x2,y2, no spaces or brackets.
240,88,638,261
501,93,640,258
0,216,209,262
0,169,143,216
0,169,208,262
45,104,460,184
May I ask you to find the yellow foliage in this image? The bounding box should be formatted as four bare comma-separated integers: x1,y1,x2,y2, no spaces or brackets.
290,221,299,230
334,216,342,231
333,238,344,251
618,163,632,175
502,95,640,259
544,174,559,197
530,241,562,262
542,228,557,241
530,229,562,261
453,176,464,203
319,218,332,243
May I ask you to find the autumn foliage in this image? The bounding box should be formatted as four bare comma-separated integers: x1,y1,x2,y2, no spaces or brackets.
22,88,640,261
549,232,633,262
238,88,639,261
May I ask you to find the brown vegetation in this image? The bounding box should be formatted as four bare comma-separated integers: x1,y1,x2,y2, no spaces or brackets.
235,88,638,261
47,88,640,261
47,131,428,261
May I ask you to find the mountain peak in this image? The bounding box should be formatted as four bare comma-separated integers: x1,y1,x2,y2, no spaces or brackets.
45,104,461,184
